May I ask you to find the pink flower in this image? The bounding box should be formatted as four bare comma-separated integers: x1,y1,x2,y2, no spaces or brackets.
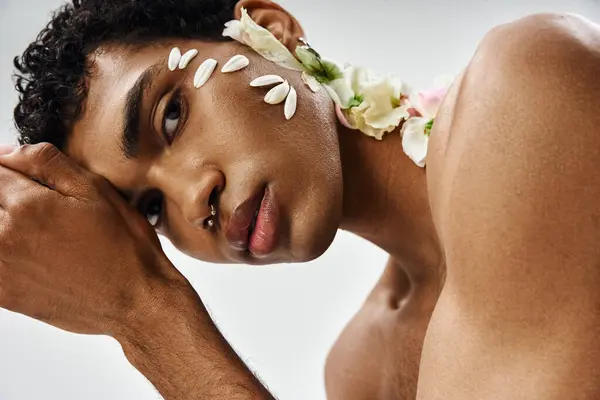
415,87,447,118
400,86,448,168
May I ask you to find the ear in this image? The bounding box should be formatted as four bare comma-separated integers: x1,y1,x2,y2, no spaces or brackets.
234,0,306,53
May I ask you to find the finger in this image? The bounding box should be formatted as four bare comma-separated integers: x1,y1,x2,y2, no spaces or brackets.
0,143,85,197
0,164,51,209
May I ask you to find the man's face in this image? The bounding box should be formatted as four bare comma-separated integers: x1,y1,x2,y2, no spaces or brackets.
65,39,343,265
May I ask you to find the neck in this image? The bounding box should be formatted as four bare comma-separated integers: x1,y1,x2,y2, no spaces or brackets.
336,123,442,282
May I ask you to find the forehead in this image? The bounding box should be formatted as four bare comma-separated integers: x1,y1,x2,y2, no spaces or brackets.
66,42,166,179
65,39,235,179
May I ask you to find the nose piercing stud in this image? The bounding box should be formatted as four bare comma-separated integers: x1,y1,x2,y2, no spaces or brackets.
206,204,217,229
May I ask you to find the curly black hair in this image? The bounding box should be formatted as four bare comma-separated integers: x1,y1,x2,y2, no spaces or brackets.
13,0,236,149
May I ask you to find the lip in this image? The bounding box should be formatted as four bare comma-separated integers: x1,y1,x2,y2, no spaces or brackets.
225,187,266,252
248,186,279,257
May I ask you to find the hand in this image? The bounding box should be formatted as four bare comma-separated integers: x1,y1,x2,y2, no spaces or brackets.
0,143,187,336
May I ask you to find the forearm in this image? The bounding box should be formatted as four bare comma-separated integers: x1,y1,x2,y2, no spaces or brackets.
115,281,274,400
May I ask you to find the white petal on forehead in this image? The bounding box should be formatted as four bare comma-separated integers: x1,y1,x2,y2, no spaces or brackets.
221,54,250,73
250,74,284,87
284,86,297,120
178,49,198,69
168,47,182,71
193,58,218,88
264,80,290,105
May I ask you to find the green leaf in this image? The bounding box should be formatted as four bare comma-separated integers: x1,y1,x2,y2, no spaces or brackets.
347,94,364,108
295,46,322,74
424,118,434,136
319,60,344,82
295,45,343,84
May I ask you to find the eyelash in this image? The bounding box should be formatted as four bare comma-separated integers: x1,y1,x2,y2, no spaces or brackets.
140,89,187,227
139,190,163,229
137,89,186,228
162,88,186,144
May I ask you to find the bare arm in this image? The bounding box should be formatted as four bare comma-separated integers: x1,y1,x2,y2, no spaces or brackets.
0,143,275,400
116,282,274,400
419,13,600,399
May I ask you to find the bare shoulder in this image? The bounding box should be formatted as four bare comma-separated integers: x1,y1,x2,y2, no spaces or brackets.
483,12,600,54
431,12,600,247
433,11,600,291
462,12,600,130
417,13,600,399
474,13,600,95
428,12,600,228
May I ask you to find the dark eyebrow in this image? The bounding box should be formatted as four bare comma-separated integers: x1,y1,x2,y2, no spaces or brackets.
121,62,165,159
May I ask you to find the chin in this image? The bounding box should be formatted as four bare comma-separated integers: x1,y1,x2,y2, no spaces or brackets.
289,209,341,263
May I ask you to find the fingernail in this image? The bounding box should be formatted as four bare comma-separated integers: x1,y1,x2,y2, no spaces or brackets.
0,144,17,155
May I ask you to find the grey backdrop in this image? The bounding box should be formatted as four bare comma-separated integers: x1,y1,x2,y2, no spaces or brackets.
1,1,599,399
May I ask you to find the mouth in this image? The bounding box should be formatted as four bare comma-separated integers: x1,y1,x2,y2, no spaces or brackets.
248,207,259,237
226,185,279,258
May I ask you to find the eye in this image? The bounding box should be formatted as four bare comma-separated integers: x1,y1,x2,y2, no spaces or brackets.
140,193,163,228
162,90,183,143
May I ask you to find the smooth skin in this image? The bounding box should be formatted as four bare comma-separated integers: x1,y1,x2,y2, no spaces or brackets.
1,0,599,398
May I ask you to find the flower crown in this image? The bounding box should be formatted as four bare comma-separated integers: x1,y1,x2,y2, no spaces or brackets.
223,8,449,167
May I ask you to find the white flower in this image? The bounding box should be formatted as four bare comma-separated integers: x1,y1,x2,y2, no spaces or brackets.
401,117,430,167
222,20,244,43
343,72,410,139
361,77,409,129
323,77,354,108
223,8,303,71
400,84,449,167
302,72,321,92
323,65,365,109
222,8,453,168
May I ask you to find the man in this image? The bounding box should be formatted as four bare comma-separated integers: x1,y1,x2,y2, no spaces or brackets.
2,0,600,398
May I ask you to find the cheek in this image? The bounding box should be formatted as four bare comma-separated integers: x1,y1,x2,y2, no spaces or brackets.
166,63,343,262
183,67,336,165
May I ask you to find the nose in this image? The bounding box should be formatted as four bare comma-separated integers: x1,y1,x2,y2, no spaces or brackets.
179,168,225,229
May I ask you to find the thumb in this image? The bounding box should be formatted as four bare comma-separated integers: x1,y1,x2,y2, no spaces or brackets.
0,142,84,196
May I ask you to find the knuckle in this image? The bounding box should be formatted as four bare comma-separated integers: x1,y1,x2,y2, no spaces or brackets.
29,142,61,167
19,143,62,180
0,172,25,205
5,190,39,215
